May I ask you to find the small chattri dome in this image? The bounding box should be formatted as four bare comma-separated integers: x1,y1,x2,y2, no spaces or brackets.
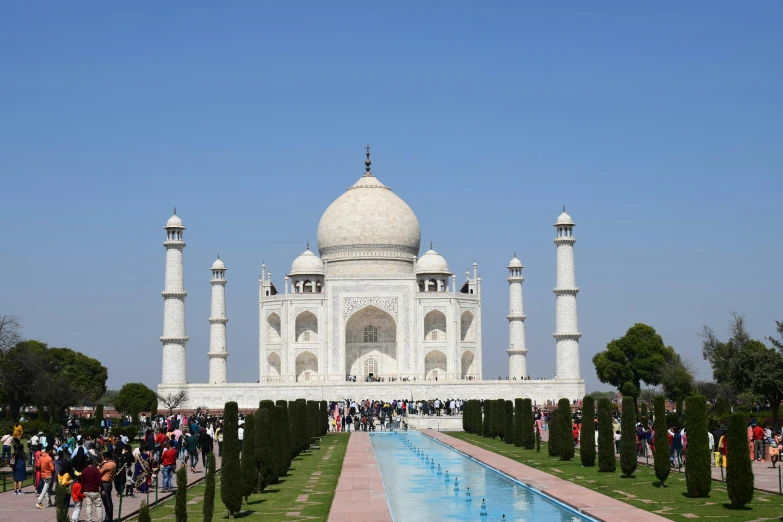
555,207,574,226
166,213,183,228
211,257,225,270
290,245,325,275
416,246,450,274
508,253,523,268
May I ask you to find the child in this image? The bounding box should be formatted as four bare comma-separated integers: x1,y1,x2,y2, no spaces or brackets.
70,475,83,522
124,468,135,497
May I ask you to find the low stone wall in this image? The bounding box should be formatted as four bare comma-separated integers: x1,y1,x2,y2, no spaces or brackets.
159,379,585,410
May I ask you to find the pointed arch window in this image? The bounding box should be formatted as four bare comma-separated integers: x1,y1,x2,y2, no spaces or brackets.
363,325,378,343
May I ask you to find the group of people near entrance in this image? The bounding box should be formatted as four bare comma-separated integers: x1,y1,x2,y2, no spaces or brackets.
327,398,466,432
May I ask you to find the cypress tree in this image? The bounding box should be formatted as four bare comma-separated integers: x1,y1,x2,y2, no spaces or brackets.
56,481,69,522
463,401,469,432
131,404,139,424
548,409,560,457
274,405,290,476
307,401,319,442
653,396,670,486
597,398,615,472
276,400,292,470
241,413,257,501
482,400,492,437
521,398,535,449
319,400,328,436
494,398,505,441
138,502,152,522
580,396,596,467
504,400,514,445
176,463,188,522
288,400,300,457
726,412,754,506
94,404,104,429
620,397,637,477
220,401,243,518
256,408,274,489
203,454,215,522
513,399,524,447
685,395,711,498
296,399,308,451
558,398,575,461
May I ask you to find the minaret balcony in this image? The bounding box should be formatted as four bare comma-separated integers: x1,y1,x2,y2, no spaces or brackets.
553,332,582,340
208,317,229,324
207,351,229,358
161,291,188,298
506,348,528,355
163,240,186,247
160,336,190,342
554,237,576,245
506,314,526,321
210,279,228,285
552,287,579,295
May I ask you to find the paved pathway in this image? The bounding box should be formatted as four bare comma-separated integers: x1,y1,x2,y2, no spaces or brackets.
0,454,221,522
427,430,669,522
538,429,783,494
327,432,391,522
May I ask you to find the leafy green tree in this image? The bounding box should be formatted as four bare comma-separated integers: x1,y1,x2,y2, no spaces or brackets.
597,398,615,472
256,408,272,491
494,399,505,441
504,400,514,445
482,400,492,437
241,413,257,501
701,312,751,386
726,412,754,506
661,353,695,409
620,397,637,477
115,383,157,416
176,464,188,522
593,323,674,405
513,399,524,447
521,398,535,449
548,409,559,457
94,404,104,429
653,396,670,486
694,381,721,404
557,399,574,461
138,501,152,522
276,400,292,469
220,401,242,518
730,343,783,430
684,395,710,497
0,340,49,419
580,396,595,467
47,347,108,402
203,454,215,522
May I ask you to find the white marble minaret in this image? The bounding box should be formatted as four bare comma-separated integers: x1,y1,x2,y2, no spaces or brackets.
553,207,581,380
161,209,188,385
208,255,229,384
507,253,527,379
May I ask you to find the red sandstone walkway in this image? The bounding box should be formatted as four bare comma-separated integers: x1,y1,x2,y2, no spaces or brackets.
427,430,669,522
0,454,221,522
327,432,391,522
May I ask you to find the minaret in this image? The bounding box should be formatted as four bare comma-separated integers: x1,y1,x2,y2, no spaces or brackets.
507,253,527,379
553,206,581,380
208,255,229,384
161,209,188,385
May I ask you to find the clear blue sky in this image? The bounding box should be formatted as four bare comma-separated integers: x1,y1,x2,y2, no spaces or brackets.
1,3,781,393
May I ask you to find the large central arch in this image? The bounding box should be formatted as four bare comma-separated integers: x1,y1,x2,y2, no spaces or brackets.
345,305,397,379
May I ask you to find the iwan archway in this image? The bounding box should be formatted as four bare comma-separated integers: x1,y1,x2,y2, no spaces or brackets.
345,305,397,380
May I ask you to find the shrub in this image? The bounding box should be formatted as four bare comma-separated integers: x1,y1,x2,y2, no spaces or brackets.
203,454,215,522
256,408,273,490
597,398,615,472
56,482,69,522
463,401,470,432
307,401,318,442
176,464,188,522
296,399,308,452
513,399,524,447
620,397,637,477
288,400,300,457
726,412,754,506
241,413,257,501
482,400,492,438
580,396,595,467
475,401,483,436
276,400,292,469
257,401,278,485
494,399,506,441
220,401,242,517
557,398,574,461
274,405,290,476
94,404,104,430
653,396,670,486
138,501,151,522
504,400,514,445
548,409,559,457
520,398,534,449
685,395,711,497
319,400,328,436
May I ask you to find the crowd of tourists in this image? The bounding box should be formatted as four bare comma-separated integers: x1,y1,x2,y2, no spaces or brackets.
1,410,223,522
326,398,465,432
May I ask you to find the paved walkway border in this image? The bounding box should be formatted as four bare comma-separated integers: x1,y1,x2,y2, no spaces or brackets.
425,430,670,522
327,432,392,522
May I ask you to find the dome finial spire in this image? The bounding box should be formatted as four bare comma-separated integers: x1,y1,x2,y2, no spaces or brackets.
306,239,310,250
364,144,373,177
173,207,177,215
430,239,433,250
563,204,566,212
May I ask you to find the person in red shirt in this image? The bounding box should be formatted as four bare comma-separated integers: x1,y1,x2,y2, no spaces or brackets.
752,423,766,462
160,442,178,492
71,476,84,522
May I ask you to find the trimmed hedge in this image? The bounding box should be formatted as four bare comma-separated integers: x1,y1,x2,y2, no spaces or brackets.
203,454,215,522
726,412,754,506
241,413,257,501
685,395,711,497
504,400,514,445
482,400,492,437
175,463,188,522
220,401,242,517
256,407,273,489
476,401,484,436
653,396,670,486
548,409,559,457
557,398,574,461
620,397,637,477
580,396,595,467
521,398,535,449
494,398,505,441
319,400,328,436
276,400,292,471
597,398,615,472
513,398,524,447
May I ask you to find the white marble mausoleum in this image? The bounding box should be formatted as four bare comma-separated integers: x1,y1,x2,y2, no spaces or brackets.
157,147,585,408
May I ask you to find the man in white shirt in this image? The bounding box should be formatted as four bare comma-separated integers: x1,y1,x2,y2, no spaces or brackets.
1,432,12,463
238,426,244,454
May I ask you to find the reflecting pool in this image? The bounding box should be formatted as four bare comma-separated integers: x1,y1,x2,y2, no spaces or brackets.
370,431,595,521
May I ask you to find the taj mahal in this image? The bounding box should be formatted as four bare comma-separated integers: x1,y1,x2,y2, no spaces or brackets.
157,147,585,409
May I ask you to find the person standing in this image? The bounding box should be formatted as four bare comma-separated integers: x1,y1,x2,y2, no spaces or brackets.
11,446,26,495
215,424,223,456
752,423,766,462
237,423,244,455
35,447,55,509
1,431,12,464
80,458,103,522
187,429,199,473
198,428,213,471
160,442,177,492
100,452,116,521
70,476,84,522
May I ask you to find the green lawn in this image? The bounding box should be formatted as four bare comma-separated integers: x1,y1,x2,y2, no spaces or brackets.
449,432,783,522
145,433,348,521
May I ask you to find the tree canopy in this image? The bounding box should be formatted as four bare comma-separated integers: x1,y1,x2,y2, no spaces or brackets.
661,352,695,406
730,342,783,429
592,323,674,401
115,382,158,415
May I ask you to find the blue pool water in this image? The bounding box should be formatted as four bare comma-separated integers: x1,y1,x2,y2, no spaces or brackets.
370,431,595,522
